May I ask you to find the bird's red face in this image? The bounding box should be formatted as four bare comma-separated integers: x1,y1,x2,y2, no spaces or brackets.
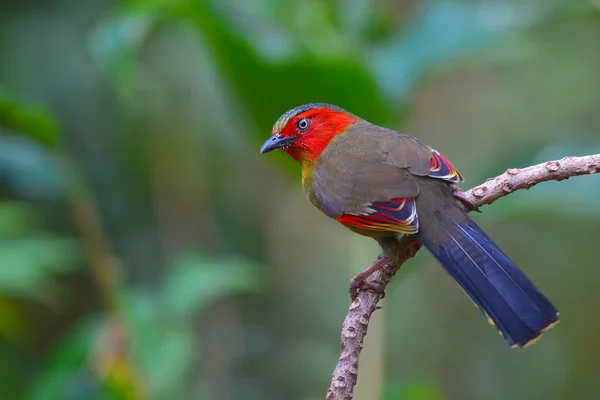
261,103,358,163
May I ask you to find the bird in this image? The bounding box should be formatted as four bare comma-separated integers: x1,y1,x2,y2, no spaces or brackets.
260,103,559,348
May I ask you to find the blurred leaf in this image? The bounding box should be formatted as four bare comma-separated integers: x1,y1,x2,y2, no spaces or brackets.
28,371,93,400
93,0,389,163
27,317,102,400
0,134,65,199
371,1,524,101
0,89,60,148
90,3,158,106
0,236,82,299
148,327,194,396
30,314,149,400
0,296,27,342
384,380,444,400
164,252,264,317
92,318,147,400
371,0,600,102
180,1,388,128
122,290,194,398
0,202,45,237
208,0,359,62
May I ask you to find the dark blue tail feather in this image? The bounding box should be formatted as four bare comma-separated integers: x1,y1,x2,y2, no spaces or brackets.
421,217,559,347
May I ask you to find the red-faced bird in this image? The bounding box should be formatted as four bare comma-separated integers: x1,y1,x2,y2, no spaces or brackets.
260,103,559,348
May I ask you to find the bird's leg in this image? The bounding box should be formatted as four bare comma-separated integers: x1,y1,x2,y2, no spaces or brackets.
452,186,481,212
349,237,400,301
349,255,389,301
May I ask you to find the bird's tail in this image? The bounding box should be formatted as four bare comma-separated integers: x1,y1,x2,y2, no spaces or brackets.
419,214,559,347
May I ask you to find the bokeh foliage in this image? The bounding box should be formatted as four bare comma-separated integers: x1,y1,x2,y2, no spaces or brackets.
1,0,600,399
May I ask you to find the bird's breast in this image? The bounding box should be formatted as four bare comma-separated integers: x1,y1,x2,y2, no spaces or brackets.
301,161,331,213
301,161,314,194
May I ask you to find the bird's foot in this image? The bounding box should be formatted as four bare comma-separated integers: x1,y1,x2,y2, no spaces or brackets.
452,186,481,213
349,280,386,302
349,255,389,301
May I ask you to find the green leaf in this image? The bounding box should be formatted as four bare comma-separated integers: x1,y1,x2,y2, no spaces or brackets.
89,3,158,106
164,252,264,317
115,1,388,133
371,1,522,101
0,89,60,148
186,4,388,127
27,317,101,400
0,236,82,299
0,202,45,237
121,290,195,398
88,1,391,179
0,134,65,199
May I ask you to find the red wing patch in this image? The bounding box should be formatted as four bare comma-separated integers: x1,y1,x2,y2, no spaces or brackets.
336,197,419,235
429,148,464,183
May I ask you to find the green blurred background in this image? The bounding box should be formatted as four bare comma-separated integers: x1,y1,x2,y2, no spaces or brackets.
1,0,600,399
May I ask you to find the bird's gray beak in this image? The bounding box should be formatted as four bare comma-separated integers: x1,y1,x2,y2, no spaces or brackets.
260,134,297,154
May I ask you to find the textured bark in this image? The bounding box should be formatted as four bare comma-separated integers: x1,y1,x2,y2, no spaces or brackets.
326,153,600,400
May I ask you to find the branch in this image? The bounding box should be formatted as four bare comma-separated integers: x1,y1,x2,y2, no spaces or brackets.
326,154,600,400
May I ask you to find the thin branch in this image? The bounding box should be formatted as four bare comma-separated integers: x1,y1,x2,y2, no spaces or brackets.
61,155,149,398
326,153,600,400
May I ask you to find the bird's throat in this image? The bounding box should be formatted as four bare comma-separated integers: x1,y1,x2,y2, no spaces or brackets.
301,160,315,194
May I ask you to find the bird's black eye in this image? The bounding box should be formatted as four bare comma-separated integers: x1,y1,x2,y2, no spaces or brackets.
296,118,310,132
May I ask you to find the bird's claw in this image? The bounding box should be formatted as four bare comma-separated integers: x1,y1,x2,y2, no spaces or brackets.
452,187,481,213
349,278,386,302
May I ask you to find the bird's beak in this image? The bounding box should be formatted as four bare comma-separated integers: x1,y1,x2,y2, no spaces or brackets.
260,134,297,154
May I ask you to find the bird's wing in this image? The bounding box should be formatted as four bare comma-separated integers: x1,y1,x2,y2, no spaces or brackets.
335,197,419,235
382,128,464,183
428,148,464,183
309,123,462,235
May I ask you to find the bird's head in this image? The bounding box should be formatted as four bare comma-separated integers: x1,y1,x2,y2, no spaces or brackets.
260,103,359,163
